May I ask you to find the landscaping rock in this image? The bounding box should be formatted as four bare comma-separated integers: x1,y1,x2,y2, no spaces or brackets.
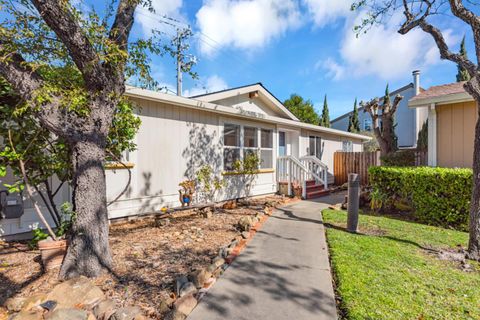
238,216,253,231
110,306,143,320
174,276,189,297
255,212,264,219
21,294,47,311
206,263,217,273
156,218,170,227
12,310,44,320
228,240,238,248
200,207,213,218
157,297,173,315
93,299,116,320
44,308,88,320
173,294,197,316
179,282,197,297
5,297,26,312
212,256,225,268
218,246,228,258
222,200,237,209
188,269,210,289
46,277,105,309
241,231,250,239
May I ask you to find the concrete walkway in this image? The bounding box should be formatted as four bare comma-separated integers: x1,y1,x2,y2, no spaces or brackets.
188,193,345,320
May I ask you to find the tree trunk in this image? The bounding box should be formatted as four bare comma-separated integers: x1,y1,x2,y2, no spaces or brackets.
59,138,112,279
468,100,480,260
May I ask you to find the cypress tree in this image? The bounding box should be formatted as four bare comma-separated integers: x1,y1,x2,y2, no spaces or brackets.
348,98,360,133
457,36,471,82
319,94,331,127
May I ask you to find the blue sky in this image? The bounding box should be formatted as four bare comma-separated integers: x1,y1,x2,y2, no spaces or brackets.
127,0,469,119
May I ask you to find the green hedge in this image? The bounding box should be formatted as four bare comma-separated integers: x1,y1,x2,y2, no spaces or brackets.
368,166,472,230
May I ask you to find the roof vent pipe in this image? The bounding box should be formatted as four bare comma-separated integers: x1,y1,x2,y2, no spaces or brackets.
413,70,420,95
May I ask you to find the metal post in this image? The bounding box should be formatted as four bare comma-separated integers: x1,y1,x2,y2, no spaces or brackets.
347,173,360,233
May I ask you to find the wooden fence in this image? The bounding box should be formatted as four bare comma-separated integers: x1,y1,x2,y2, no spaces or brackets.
333,151,381,185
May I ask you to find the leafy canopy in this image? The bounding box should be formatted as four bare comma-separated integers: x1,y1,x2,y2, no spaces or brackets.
319,95,330,127
283,94,319,125
348,98,360,133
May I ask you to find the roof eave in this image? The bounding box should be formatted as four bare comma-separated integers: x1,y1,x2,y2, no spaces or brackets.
125,86,371,141
409,92,473,108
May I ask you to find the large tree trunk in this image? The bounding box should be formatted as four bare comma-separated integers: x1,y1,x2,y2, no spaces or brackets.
59,138,112,279
468,100,480,260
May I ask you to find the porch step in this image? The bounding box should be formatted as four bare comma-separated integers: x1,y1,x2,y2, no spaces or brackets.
306,188,330,199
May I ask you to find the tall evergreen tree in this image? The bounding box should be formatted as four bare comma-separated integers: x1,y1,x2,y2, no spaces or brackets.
319,95,331,127
348,98,361,133
457,36,471,82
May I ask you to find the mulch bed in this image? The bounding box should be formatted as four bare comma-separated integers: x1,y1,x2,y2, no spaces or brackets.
0,195,293,319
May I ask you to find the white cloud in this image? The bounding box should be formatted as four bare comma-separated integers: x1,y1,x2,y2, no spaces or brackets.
184,75,229,97
135,0,184,37
303,0,353,27
320,11,458,81
196,0,302,55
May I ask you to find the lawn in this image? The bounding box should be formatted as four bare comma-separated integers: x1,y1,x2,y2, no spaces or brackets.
323,209,480,320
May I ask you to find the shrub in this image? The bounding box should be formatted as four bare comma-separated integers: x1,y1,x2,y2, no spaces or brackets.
368,166,472,230
381,150,415,167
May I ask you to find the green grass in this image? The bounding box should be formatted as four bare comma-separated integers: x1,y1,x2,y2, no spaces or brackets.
323,210,480,320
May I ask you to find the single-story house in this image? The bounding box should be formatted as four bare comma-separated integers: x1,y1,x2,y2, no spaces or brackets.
331,70,428,149
0,83,370,239
409,81,476,168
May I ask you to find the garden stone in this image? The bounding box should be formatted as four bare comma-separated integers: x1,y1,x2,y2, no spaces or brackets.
157,218,170,227
11,310,44,320
93,299,116,320
5,297,26,312
238,216,253,231
228,240,238,248
46,277,104,309
206,263,217,273
188,269,210,289
174,276,189,297
255,212,264,219
218,246,228,258
110,306,143,320
173,294,197,316
212,256,225,268
44,308,88,320
21,294,47,311
241,231,250,239
179,282,197,297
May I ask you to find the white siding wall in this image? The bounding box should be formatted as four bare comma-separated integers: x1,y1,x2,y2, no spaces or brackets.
106,98,277,219
213,94,285,118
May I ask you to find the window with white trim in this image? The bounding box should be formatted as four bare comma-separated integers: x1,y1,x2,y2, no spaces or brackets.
223,123,273,171
342,140,353,152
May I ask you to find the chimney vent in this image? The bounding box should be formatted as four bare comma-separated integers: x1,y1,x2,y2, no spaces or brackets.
413,70,420,95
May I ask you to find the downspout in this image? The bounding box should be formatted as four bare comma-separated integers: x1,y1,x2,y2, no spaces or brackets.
412,70,421,148
428,103,437,166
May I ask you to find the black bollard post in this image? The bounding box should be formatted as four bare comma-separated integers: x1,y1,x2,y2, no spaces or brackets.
347,173,360,233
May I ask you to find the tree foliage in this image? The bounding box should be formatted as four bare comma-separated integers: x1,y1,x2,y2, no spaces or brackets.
283,94,319,125
457,36,471,82
319,94,330,127
417,120,428,151
348,98,361,133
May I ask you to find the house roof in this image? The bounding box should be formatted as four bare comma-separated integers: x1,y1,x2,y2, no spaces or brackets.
409,81,473,107
331,83,415,123
125,86,371,141
190,83,300,121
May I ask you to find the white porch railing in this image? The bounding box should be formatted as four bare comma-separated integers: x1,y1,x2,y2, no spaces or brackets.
299,155,328,190
276,155,327,198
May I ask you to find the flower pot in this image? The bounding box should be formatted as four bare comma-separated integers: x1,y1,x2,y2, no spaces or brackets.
38,239,68,270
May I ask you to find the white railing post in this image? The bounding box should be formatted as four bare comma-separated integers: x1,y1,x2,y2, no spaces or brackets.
287,158,292,196
302,180,307,199
324,166,328,189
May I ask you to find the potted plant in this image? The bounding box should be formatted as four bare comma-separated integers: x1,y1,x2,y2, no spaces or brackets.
34,203,75,270
179,180,195,207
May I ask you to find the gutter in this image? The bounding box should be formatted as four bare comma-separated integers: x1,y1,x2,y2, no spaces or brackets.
409,92,473,108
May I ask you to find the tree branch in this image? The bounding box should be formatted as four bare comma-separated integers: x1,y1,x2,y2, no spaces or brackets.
449,0,480,65
109,0,139,51
390,94,403,114
29,0,107,90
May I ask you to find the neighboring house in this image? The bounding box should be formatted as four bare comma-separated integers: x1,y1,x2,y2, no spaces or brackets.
0,83,370,239
409,81,475,168
331,71,428,148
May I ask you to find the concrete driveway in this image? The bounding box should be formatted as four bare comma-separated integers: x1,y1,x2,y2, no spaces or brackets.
188,193,345,320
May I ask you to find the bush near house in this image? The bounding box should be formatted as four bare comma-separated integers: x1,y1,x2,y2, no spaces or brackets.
368,166,472,230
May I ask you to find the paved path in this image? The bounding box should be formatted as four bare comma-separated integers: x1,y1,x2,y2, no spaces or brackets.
188,193,345,320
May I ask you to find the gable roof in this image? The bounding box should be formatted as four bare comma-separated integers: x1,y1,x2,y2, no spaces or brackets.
125,86,371,141
331,83,415,123
409,81,472,107
190,83,300,121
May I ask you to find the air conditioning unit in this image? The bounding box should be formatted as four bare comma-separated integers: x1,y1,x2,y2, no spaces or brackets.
0,190,24,219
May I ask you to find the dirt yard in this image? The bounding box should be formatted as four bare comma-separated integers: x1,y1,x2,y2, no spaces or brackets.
0,195,292,319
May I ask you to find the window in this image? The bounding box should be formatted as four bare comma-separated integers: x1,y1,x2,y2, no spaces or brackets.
223,123,274,171
342,140,353,152
260,129,273,168
223,124,241,171
309,136,322,158
364,119,372,131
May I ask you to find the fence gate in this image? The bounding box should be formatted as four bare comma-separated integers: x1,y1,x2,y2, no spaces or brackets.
333,151,380,185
